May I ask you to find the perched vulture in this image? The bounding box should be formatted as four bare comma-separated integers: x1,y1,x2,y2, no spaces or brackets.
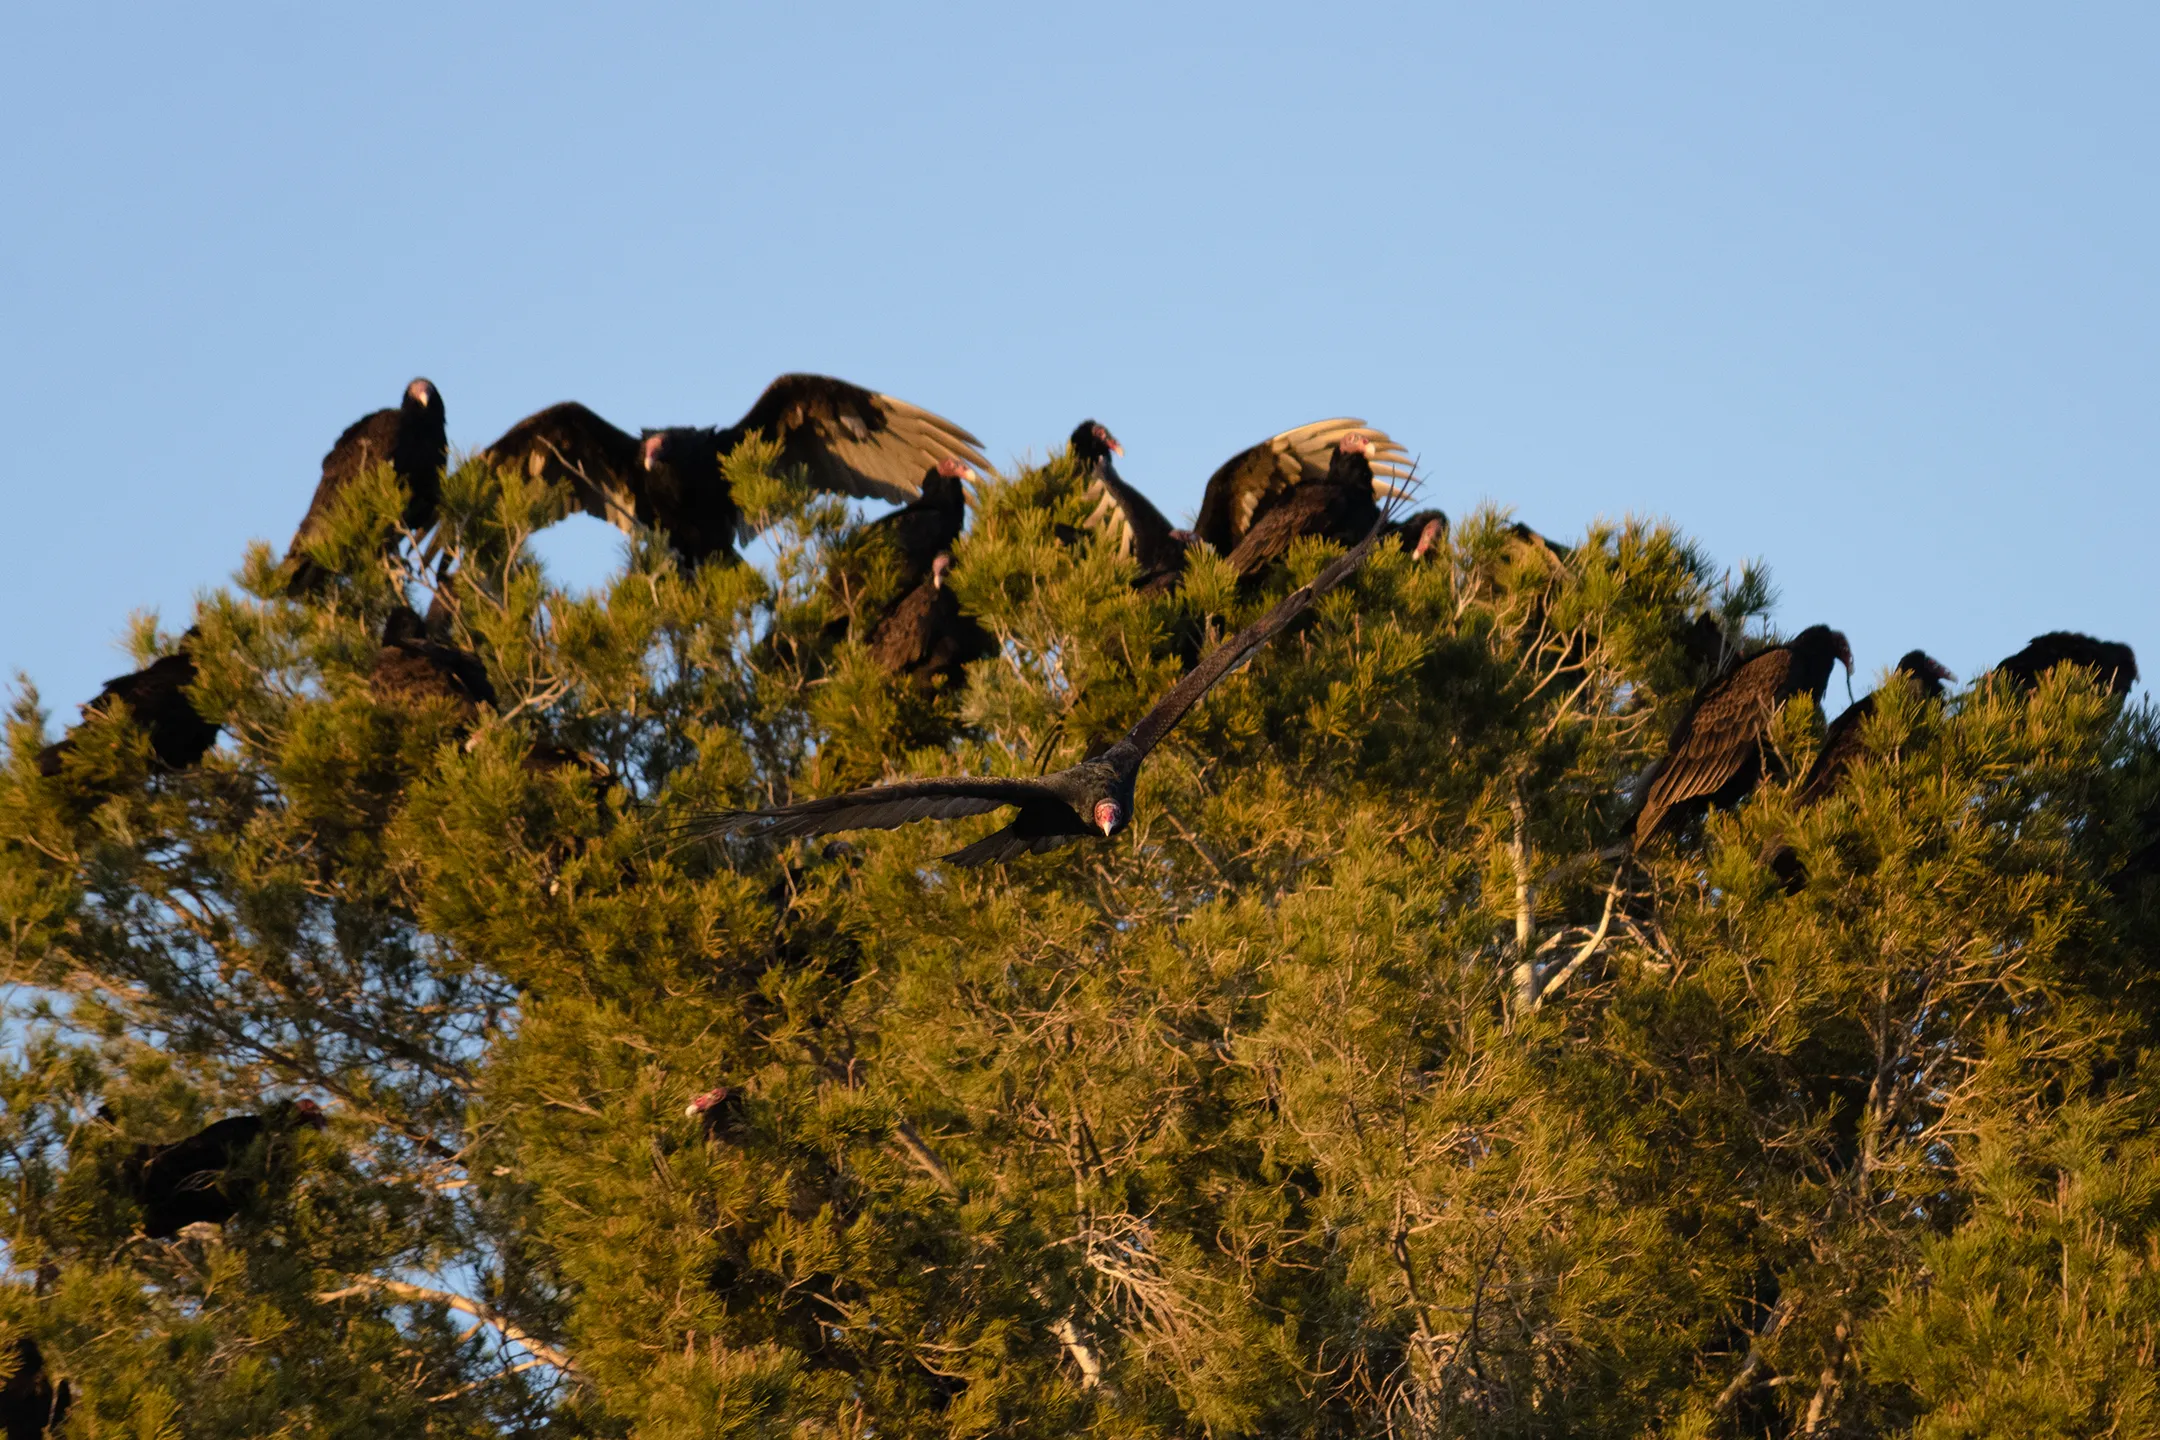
1223,433,1392,583
1076,421,1195,593
829,457,974,619
685,1085,748,1142
1388,509,1449,562
37,630,218,777
0,1338,70,1440
1796,650,1956,805
124,1100,327,1239
1988,632,2138,697
690,515,1386,866
481,375,987,567
286,379,447,593
866,553,998,685
1191,418,1413,557
1630,624,1853,850
369,606,497,714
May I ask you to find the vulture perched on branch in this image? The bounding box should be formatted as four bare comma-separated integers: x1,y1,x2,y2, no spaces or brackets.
690,514,1390,865
1388,509,1449,562
124,1100,327,1238
1987,632,2138,697
1191,418,1413,557
285,378,447,593
828,457,975,626
37,630,218,778
1630,624,1853,850
866,553,998,684
369,606,496,714
1076,421,1195,593
1223,432,1401,583
0,1338,70,1440
481,375,987,567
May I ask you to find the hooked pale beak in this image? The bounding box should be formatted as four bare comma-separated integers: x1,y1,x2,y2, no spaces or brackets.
641,435,665,471
1093,800,1120,836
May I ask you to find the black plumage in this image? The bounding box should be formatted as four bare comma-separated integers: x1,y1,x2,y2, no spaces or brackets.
286,378,447,593
692,516,1389,866
1388,509,1449,562
0,1338,69,1440
829,457,974,615
1795,650,1956,805
1988,632,2138,697
1191,419,1413,556
685,1085,749,1142
1075,421,1194,593
1222,433,1387,583
124,1100,327,1238
369,606,496,714
1630,624,1854,849
37,630,218,777
866,553,998,685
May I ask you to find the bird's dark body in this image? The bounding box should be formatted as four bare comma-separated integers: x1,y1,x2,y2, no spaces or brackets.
831,465,970,618
1796,650,1953,805
125,1103,326,1238
287,380,446,591
1990,631,2138,697
1224,444,1381,581
866,574,996,684
0,1338,69,1440
1191,419,1412,555
1073,422,1193,592
370,606,496,712
38,640,218,777
694,518,1389,865
1631,624,1852,849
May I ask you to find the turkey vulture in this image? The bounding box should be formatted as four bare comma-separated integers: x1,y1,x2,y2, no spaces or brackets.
1796,650,1956,805
829,457,975,618
485,376,986,568
1075,421,1195,593
1389,509,1449,562
1630,624,1853,849
685,1085,748,1142
866,553,998,684
1191,418,1413,556
37,630,218,778
1223,432,1392,583
286,379,447,593
691,514,1389,865
124,1100,327,1238
0,1338,69,1440
369,606,496,713
1987,632,2138,697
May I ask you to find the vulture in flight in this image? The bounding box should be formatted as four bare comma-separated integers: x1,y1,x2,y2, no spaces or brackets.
369,606,497,714
286,378,447,594
1191,418,1413,557
691,514,1389,866
866,553,998,684
38,630,218,778
480,375,987,567
1076,421,1195,593
1222,432,1398,582
124,1100,327,1238
1987,632,2138,697
0,1338,70,1440
1630,624,1853,850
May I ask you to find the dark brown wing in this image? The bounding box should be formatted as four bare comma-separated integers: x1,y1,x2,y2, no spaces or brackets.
1083,461,1183,573
1633,648,1794,843
289,407,399,552
1796,692,1878,805
690,773,1051,842
1191,419,1413,553
1121,514,1386,760
732,374,988,504
482,402,644,532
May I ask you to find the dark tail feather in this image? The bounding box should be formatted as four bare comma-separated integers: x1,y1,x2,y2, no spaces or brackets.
943,824,1033,867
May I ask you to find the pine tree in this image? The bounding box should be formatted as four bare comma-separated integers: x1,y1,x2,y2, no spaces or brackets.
3,431,2155,1437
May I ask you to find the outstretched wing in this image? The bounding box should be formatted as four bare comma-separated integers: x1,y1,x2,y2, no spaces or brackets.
1191,419,1413,553
482,402,644,532
289,407,399,553
688,773,1050,843
1083,459,1183,573
1121,513,1387,760
1633,647,1794,842
733,374,988,504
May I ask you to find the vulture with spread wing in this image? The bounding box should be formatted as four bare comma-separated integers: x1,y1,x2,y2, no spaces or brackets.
124,1101,328,1238
1222,432,1401,582
370,606,496,715
1075,421,1195,593
285,379,447,593
691,516,1388,865
1987,632,2138,697
1191,418,1413,556
38,630,218,778
1630,624,1853,849
483,375,986,568
0,1338,69,1440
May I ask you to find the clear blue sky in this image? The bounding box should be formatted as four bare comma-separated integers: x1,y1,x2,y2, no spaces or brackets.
5,4,2153,716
